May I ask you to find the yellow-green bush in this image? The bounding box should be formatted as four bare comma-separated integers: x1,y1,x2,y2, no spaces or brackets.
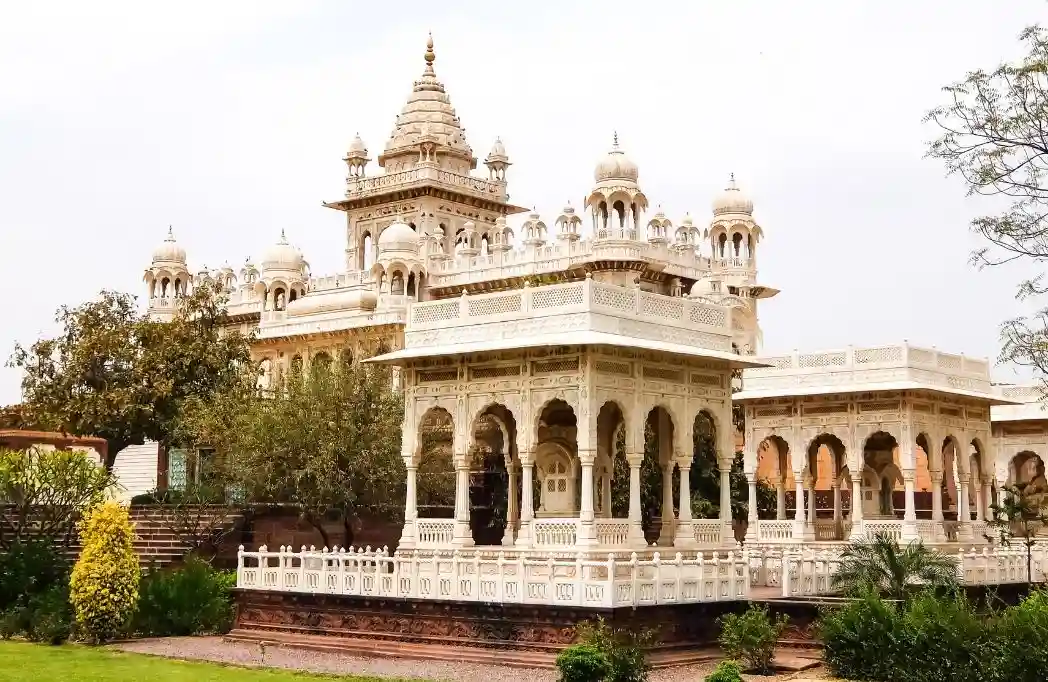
69,501,140,643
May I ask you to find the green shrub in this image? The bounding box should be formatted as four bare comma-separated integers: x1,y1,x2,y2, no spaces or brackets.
704,660,743,682
25,584,72,645
898,591,987,682
0,607,26,640
717,604,788,674
0,539,69,611
575,617,654,682
133,556,236,636
988,589,1048,682
69,501,140,643
556,644,611,682
820,589,904,681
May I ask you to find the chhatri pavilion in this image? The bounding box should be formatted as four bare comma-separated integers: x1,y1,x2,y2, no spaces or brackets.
135,37,1048,610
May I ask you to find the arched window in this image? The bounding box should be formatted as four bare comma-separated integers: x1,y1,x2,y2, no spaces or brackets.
362,233,374,269
406,272,416,297
732,233,743,258
612,200,626,228
717,233,727,258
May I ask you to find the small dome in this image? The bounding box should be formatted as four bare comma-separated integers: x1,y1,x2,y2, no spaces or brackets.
347,133,367,156
287,289,378,317
490,138,506,156
594,133,639,183
152,227,186,265
562,201,576,215
712,174,754,216
261,230,305,272
377,219,418,253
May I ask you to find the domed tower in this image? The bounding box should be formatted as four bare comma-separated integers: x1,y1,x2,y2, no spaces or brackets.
489,215,514,254
144,227,190,321
586,133,648,239
373,219,425,299
484,138,510,181
646,208,671,247
344,133,370,178
698,174,779,355
521,211,548,249
555,203,582,243
258,230,308,312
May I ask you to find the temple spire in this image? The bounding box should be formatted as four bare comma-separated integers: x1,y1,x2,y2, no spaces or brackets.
424,33,435,73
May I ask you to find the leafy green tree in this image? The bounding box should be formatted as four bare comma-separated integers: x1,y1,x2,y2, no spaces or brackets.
0,447,115,550
178,360,404,548
831,532,958,601
9,283,252,468
925,25,1048,377
988,482,1048,586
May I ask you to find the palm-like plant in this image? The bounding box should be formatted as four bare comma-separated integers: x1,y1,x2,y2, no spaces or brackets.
831,532,958,601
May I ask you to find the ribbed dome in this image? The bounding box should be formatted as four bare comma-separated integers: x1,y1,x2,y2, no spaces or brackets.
261,230,305,272
152,227,186,264
378,35,475,168
378,220,419,253
347,133,367,155
712,174,754,216
594,133,639,183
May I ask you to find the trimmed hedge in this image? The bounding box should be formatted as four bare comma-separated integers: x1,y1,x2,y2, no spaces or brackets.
820,588,1048,682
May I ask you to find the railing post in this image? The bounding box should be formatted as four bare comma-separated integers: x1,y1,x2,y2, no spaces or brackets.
606,554,616,608
236,545,245,588
652,552,661,605
675,552,683,603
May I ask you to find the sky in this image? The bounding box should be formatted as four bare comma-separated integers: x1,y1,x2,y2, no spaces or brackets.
1,0,1046,404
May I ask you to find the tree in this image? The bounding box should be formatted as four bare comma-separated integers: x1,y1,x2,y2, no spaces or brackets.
178,360,404,547
831,532,958,601
9,283,252,467
925,25,1048,376
987,482,1048,586
0,447,115,550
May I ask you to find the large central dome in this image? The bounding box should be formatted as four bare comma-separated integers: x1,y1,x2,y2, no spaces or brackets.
377,35,476,171
594,133,639,183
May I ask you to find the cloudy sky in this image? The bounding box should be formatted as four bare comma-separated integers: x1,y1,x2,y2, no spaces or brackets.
1,1,1045,403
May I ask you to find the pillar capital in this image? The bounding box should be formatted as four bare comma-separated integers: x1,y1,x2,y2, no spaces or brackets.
625,452,644,467
578,449,597,466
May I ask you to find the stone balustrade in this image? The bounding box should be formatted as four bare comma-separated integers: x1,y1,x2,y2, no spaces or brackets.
741,342,994,396
404,279,734,354
236,545,749,608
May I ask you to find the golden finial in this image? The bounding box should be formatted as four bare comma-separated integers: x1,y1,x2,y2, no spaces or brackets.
612,130,619,148
424,32,435,67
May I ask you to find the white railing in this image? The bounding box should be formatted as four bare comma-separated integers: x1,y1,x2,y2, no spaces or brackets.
756,520,794,542
742,343,993,395
781,549,841,597
916,520,938,542
415,519,455,546
958,545,1048,584
693,520,725,545
862,520,903,541
595,519,631,546
533,519,579,547
236,545,750,608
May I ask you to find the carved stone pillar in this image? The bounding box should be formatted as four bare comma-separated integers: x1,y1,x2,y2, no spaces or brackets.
776,480,786,520
578,450,597,546
453,460,473,546
794,477,810,540
658,462,676,546
832,483,841,539
674,457,696,548
503,456,518,546
902,469,918,541
720,463,734,544
518,452,534,546
930,470,944,541
974,481,985,523
745,474,759,543
850,473,864,540
399,464,419,549
957,473,973,541
626,453,644,546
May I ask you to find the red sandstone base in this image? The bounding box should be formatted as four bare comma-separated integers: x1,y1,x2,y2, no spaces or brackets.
230,589,822,668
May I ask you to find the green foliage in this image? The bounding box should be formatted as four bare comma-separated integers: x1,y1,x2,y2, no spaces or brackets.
988,590,1048,682
704,660,743,682
8,283,252,466
821,588,1048,682
133,557,235,636
0,447,115,549
820,588,905,681
988,482,1048,585
717,604,787,674
177,358,404,548
575,617,654,682
24,584,73,645
925,26,1048,375
0,540,73,645
831,531,958,600
555,644,611,682
0,538,69,610
69,501,140,643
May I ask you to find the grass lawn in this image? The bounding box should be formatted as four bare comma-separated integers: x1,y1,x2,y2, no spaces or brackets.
0,641,400,682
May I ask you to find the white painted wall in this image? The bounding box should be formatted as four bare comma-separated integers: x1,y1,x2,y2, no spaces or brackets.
110,442,160,503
